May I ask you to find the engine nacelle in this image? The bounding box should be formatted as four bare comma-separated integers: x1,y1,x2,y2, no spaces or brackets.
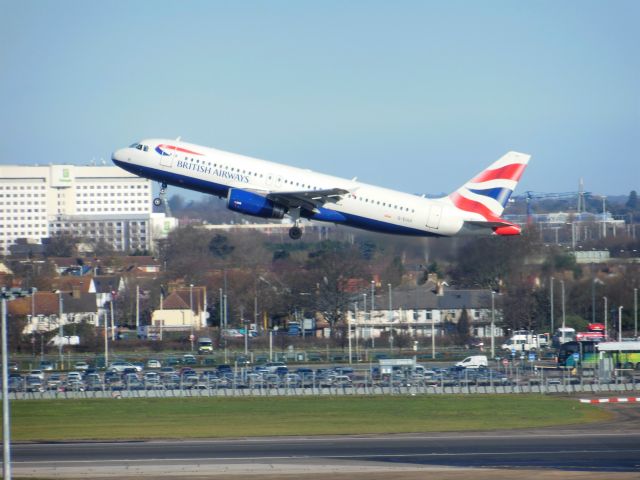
227,189,286,219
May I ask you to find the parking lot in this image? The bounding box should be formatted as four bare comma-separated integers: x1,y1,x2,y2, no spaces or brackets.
5,354,640,400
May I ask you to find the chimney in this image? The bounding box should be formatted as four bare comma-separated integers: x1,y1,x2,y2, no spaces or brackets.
72,285,81,299
437,281,444,296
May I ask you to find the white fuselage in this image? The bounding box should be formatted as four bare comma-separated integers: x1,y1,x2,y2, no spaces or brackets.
112,139,470,237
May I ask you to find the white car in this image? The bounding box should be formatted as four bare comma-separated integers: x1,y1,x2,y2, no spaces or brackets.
146,359,162,369
74,361,89,371
29,369,45,380
108,361,142,373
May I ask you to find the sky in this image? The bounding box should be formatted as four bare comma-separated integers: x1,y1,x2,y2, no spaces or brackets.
1,1,638,200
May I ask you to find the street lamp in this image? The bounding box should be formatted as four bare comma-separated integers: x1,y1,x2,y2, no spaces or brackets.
560,280,566,329
491,291,496,359
603,296,608,340
58,291,64,368
388,283,393,352
550,277,554,334
634,288,638,338
618,306,623,342
2,287,36,480
189,283,194,320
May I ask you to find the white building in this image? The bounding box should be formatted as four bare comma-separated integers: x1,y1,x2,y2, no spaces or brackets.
0,164,175,254
347,284,504,340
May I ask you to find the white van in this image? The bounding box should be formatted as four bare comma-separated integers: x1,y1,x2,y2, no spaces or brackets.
455,355,488,369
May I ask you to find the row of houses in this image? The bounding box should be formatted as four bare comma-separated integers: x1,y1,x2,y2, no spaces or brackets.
8,275,208,338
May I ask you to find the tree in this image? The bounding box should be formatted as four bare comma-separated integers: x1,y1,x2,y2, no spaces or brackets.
92,238,115,257
305,242,367,336
208,234,235,259
44,234,78,257
625,190,638,210
455,308,471,346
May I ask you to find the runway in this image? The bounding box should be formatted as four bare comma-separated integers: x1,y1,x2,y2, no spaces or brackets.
12,430,640,478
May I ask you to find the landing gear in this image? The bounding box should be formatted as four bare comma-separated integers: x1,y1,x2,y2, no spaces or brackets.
153,182,170,211
288,207,303,240
289,226,303,240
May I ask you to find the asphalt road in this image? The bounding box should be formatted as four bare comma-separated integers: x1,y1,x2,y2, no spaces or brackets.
11,429,640,478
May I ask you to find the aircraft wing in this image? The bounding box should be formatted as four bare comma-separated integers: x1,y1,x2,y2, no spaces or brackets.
266,188,349,212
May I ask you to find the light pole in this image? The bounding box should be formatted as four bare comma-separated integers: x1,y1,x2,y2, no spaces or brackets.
110,297,115,341
104,310,109,369
135,284,140,330
388,283,393,352
603,296,608,340
560,280,566,329
363,293,367,346
58,291,64,368
370,281,375,348
491,291,496,359
2,287,36,480
1,297,12,480
634,288,638,338
618,306,623,342
348,308,352,365
189,283,194,323
550,277,554,334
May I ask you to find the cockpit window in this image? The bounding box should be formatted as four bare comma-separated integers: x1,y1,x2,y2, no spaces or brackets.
142,145,148,152
129,143,140,148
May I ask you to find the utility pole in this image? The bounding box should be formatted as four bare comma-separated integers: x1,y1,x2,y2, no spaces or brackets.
618,306,623,342
58,291,64,368
634,288,638,338
1,297,11,480
2,287,36,480
135,284,140,330
104,310,109,369
388,283,393,351
560,280,566,329
550,277,554,334
491,291,496,359
604,296,608,339
110,298,115,341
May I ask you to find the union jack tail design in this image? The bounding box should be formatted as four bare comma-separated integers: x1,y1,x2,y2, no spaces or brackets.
447,151,530,222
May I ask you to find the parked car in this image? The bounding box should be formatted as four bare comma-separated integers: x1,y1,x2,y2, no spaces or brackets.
38,360,54,371
182,354,197,365
146,359,162,369
74,361,90,371
108,361,142,373
29,369,45,380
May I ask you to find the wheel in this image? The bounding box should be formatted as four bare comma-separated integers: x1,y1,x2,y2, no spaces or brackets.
288,226,303,240
153,198,162,207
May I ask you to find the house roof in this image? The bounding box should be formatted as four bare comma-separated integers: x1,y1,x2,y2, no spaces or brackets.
7,291,97,316
9,292,59,316
160,286,205,311
60,292,98,313
52,277,91,293
377,285,493,310
162,292,190,310
92,275,122,294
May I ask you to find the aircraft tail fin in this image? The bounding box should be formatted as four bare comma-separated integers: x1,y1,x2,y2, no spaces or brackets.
446,151,530,221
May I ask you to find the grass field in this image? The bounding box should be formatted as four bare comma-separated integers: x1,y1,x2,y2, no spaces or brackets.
11,395,611,441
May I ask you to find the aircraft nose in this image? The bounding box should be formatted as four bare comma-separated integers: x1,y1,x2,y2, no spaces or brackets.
111,148,127,165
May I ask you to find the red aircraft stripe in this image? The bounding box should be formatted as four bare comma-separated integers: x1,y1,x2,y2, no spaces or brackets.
449,192,501,222
159,144,203,156
471,163,526,184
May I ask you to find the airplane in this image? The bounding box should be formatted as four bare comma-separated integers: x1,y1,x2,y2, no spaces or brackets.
112,139,530,240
